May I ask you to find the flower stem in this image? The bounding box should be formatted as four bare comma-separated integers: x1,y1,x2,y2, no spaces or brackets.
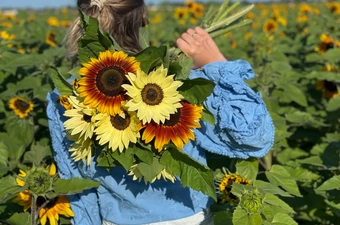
31,195,37,225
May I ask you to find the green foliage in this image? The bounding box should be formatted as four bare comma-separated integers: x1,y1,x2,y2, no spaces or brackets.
0,1,340,225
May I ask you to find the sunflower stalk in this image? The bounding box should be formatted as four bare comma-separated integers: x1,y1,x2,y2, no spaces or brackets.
205,4,254,33
216,1,240,22
210,19,253,38
31,195,37,225
212,0,232,23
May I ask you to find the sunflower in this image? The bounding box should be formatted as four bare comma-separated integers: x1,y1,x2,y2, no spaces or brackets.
59,95,73,110
77,50,140,115
327,2,340,14
263,19,277,33
174,7,189,20
315,34,335,54
64,96,97,140
95,110,140,152
142,101,202,151
38,195,74,225
47,16,60,27
46,31,57,47
13,164,74,225
215,169,251,204
122,65,183,124
8,96,34,119
68,135,94,165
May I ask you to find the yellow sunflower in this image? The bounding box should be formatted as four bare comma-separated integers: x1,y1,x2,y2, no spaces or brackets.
142,101,202,151
13,164,74,225
215,170,251,204
327,2,340,14
47,16,60,27
64,96,97,140
122,65,183,124
263,19,277,33
46,31,57,47
174,7,189,20
77,50,140,115
68,135,94,165
8,96,34,118
94,110,140,152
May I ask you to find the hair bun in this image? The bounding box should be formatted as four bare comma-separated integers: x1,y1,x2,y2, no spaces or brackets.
79,0,105,17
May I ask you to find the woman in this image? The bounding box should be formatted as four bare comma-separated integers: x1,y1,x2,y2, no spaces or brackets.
47,0,275,224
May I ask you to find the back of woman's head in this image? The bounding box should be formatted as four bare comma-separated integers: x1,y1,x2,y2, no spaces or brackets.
65,0,146,64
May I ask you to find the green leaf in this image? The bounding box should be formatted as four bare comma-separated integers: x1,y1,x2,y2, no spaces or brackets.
67,66,81,79
265,165,302,197
214,211,233,225
0,176,26,203
54,178,100,195
254,180,291,197
6,212,31,225
160,148,216,200
135,159,165,183
263,193,295,213
78,16,116,64
135,46,169,73
248,214,262,225
110,148,135,171
271,213,298,225
316,175,340,191
326,95,340,111
179,78,215,105
283,84,308,107
5,115,35,148
172,54,193,80
23,146,47,166
201,106,215,126
232,206,248,225
132,144,153,165
235,159,258,182
323,48,340,63
48,67,73,96
271,62,292,74
285,111,326,128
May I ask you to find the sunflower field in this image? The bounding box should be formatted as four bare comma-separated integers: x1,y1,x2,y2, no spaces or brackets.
0,1,340,225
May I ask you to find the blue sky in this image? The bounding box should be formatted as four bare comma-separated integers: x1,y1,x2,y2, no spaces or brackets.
0,0,229,9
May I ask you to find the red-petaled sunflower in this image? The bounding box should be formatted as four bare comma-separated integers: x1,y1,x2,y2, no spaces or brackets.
142,101,202,151
8,96,34,118
77,50,140,115
12,164,74,225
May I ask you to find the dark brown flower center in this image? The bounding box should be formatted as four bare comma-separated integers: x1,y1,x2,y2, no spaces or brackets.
266,23,275,32
163,110,181,127
83,114,92,123
324,81,337,92
96,66,128,97
110,113,130,130
37,196,57,208
14,99,30,112
141,83,164,106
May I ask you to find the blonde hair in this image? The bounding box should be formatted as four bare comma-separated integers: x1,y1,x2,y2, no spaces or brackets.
65,0,147,64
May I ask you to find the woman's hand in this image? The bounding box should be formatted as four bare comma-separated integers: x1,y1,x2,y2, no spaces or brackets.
176,26,227,69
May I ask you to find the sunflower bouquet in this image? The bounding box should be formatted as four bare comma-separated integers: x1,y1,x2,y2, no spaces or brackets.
50,0,254,199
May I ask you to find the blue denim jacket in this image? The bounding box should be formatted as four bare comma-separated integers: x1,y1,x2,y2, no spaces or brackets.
46,60,275,225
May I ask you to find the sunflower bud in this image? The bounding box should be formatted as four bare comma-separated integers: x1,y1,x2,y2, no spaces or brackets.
240,190,263,214
27,169,52,195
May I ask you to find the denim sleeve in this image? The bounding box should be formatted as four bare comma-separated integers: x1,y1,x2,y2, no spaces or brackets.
190,60,275,159
46,91,102,225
